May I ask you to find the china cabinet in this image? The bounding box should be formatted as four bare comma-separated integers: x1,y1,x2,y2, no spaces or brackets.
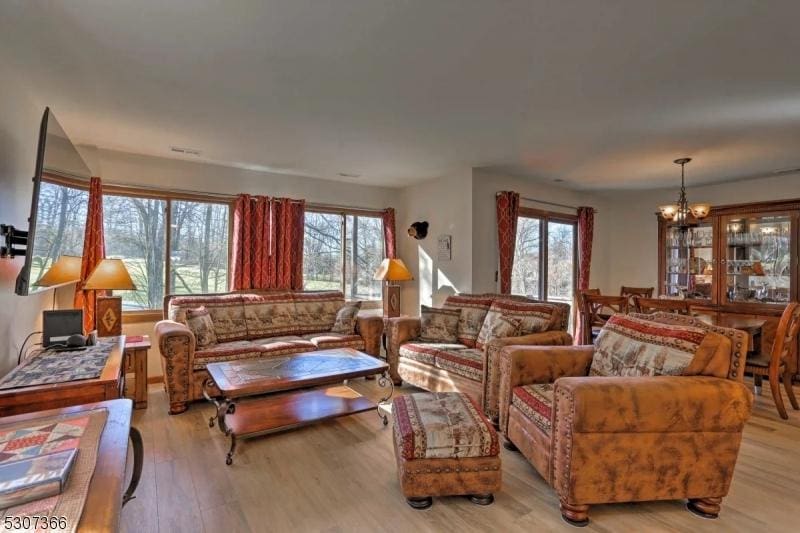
657,198,800,378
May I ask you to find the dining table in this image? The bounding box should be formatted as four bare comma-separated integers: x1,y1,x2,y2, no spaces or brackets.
695,314,766,354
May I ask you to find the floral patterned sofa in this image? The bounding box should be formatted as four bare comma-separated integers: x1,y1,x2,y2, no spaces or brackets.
387,293,572,423
154,290,384,414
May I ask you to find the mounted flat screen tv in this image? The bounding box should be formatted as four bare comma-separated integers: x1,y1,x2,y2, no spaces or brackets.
15,108,92,295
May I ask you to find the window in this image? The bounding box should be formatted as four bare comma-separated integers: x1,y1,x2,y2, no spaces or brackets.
29,181,89,285
304,210,384,300
511,209,577,304
98,192,230,311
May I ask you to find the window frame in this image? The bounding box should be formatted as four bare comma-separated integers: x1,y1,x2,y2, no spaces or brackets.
42,174,234,320
304,206,386,304
515,206,579,303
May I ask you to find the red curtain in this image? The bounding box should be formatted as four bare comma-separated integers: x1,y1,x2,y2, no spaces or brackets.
382,207,396,259
574,206,595,344
230,195,305,290
74,177,106,333
496,191,520,294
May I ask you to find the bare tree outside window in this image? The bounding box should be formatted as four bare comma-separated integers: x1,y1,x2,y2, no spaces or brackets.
170,200,229,294
303,212,343,291
30,182,88,284
547,221,575,303
511,216,541,298
345,215,384,300
103,195,166,310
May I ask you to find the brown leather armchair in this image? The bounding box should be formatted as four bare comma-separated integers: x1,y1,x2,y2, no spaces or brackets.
498,320,753,526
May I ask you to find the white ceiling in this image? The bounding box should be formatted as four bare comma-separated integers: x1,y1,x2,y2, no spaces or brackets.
2,0,800,189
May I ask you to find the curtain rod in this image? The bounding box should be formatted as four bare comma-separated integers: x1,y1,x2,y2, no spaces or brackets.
496,192,597,213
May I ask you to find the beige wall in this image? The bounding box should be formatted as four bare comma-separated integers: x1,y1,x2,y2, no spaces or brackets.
397,169,473,315
596,172,800,294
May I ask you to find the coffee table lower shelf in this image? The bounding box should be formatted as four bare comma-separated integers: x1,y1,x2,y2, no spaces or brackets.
209,385,383,465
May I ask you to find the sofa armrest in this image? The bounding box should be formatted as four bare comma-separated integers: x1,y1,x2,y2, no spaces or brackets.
484,330,574,422
497,345,594,432
387,317,421,383
553,375,753,434
356,315,384,357
154,320,196,414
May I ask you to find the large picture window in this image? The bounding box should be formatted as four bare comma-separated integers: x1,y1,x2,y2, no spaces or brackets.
511,208,577,304
304,210,384,300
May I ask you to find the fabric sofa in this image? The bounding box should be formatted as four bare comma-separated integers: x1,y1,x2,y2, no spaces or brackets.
387,293,573,423
498,312,753,525
154,290,384,414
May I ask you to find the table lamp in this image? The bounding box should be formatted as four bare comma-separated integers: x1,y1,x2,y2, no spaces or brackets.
35,255,83,309
84,258,137,337
373,258,413,318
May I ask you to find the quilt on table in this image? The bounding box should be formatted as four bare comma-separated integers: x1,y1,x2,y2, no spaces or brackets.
0,342,114,390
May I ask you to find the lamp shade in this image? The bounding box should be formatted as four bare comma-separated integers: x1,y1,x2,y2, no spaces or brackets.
35,255,82,287
83,259,137,290
373,258,413,282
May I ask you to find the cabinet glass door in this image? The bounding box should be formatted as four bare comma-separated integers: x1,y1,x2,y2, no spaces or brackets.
722,214,793,305
664,223,714,300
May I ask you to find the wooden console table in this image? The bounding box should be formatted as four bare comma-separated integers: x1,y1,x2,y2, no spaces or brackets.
0,336,125,417
0,399,143,531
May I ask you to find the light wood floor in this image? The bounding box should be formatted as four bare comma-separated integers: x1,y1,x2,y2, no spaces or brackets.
120,379,800,533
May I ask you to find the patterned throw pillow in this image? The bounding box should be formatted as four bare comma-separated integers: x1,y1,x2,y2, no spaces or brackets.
590,314,716,377
331,302,362,334
185,306,217,348
443,295,494,348
485,299,559,335
476,314,521,350
419,305,461,343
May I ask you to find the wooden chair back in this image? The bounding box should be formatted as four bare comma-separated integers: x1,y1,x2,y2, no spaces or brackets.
620,286,654,307
580,294,628,344
633,297,692,315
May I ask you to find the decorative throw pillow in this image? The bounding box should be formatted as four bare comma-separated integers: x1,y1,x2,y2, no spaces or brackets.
443,295,494,348
419,305,461,343
185,306,217,348
486,299,560,335
331,302,362,334
589,314,719,377
476,314,522,350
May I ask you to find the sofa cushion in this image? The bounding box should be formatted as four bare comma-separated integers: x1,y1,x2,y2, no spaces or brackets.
194,338,316,370
331,301,361,334
251,335,317,350
399,342,468,366
293,291,346,334
590,314,726,378
241,292,298,337
480,294,570,332
392,392,499,460
185,306,217,348
419,305,461,343
302,332,366,351
443,295,494,348
169,294,248,342
476,313,521,350
433,348,484,382
512,383,554,435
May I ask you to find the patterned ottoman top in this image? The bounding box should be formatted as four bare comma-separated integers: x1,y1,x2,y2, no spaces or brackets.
392,392,499,460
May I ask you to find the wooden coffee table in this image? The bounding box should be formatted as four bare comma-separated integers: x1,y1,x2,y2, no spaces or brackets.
202,348,392,465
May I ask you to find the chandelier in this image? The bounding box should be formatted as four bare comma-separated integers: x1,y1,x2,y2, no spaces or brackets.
659,158,710,226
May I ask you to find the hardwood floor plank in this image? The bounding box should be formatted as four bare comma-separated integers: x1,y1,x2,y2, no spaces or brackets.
123,379,800,532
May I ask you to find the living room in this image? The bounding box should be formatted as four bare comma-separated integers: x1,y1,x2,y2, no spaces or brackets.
1,1,799,532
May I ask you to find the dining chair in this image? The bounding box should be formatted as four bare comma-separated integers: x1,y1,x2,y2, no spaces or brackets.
633,297,692,315
580,294,628,344
620,286,654,307
745,302,800,420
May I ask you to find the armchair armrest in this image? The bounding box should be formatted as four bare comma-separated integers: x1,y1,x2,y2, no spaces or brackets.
553,375,753,434
386,317,421,383
154,320,196,414
484,331,575,422
497,345,594,431
356,315,384,357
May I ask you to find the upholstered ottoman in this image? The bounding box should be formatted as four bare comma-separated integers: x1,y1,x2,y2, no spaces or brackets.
392,392,502,509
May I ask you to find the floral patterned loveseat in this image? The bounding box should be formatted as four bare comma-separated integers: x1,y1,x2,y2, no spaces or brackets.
154,290,384,414
387,293,572,423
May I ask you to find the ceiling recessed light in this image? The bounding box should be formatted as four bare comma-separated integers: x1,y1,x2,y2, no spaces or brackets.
553,178,564,183
170,146,202,156
772,167,800,175
337,172,361,178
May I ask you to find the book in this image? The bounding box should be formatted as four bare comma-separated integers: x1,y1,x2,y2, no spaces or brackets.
0,449,77,509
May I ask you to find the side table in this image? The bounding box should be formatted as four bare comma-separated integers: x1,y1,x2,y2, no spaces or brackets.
123,335,150,409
